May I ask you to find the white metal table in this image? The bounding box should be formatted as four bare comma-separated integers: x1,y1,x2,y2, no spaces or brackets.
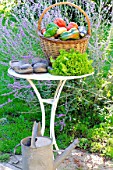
8,68,93,150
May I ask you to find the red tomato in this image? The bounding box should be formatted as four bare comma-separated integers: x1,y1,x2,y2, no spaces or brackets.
67,22,78,31
54,18,66,28
41,28,46,34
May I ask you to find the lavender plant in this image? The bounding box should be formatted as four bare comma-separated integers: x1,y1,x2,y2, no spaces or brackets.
0,0,113,114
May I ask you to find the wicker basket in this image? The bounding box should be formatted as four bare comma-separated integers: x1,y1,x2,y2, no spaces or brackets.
38,2,91,60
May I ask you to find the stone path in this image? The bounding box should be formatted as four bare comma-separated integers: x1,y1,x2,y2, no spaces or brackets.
0,149,113,170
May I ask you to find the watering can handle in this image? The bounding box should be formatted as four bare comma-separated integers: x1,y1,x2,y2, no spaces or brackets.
11,143,21,164
30,121,42,148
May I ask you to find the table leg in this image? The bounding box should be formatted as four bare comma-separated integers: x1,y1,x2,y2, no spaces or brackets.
27,79,45,136
50,80,66,150
27,78,66,150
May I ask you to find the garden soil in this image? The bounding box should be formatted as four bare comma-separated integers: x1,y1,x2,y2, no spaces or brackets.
0,149,113,170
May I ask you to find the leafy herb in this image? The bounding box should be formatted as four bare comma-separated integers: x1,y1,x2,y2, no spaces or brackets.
49,49,94,76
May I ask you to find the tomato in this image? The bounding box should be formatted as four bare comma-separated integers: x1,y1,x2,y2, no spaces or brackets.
54,18,66,28
67,22,78,31
41,28,46,34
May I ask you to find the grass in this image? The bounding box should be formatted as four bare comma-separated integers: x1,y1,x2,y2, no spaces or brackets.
0,153,10,162
0,116,32,153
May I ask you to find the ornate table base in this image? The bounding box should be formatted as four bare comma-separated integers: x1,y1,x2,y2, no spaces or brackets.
8,68,94,150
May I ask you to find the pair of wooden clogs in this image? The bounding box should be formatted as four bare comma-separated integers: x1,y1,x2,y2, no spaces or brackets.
9,58,49,74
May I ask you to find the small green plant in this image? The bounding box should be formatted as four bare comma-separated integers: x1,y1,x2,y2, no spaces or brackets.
79,138,89,150
107,138,113,147
0,153,10,162
49,49,94,76
104,146,113,159
90,142,103,153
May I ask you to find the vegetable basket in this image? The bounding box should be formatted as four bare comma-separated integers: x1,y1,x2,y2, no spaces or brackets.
37,2,91,60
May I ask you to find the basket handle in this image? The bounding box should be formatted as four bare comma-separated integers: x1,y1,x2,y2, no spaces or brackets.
38,2,91,36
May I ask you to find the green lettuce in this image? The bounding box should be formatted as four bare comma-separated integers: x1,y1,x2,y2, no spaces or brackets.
49,49,94,76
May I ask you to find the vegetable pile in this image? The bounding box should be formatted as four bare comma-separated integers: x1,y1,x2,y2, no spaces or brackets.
41,18,87,40
49,49,94,76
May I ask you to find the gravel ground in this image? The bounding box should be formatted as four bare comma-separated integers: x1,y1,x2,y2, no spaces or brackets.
0,149,113,170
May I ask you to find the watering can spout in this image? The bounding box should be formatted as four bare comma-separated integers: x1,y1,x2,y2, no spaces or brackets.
54,138,79,170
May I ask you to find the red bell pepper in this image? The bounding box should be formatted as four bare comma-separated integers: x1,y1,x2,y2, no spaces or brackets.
67,22,78,31
54,18,66,28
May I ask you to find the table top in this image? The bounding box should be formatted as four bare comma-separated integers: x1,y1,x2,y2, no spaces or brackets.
8,68,94,81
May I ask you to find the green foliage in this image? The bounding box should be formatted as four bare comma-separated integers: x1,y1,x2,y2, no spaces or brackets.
54,63,113,157
50,49,94,76
79,138,89,150
0,116,32,153
104,146,113,158
0,1,18,26
90,142,103,153
0,153,10,162
91,0,112,5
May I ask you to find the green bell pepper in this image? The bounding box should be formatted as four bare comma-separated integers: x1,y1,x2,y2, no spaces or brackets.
46,22,59,30
44,22,59,38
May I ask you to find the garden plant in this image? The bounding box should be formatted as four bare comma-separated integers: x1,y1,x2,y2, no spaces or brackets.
0,0,113,162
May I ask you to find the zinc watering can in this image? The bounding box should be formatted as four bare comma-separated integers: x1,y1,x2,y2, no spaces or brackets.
20,122,79,170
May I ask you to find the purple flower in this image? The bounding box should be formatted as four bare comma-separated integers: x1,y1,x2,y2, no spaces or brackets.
3,26,10,37
8,83,13,88
20,28,25,37
54,122,57,126
10,22,15,27
29,0,34,3
37,3,41,8
8,98,12,103
60,119,66,131
0,17,3,26
57,114,65,118
22,55,33,59
0,99,13,108
12,41,17,46
8,82,22,90
14,91,18,97
30,91,34,96
0,62,8,66
13,82,22,89
25,85,31,89
12,56,15,60
17,33,21,38
36,37,40,41
22,21,27,28
0,103,6,108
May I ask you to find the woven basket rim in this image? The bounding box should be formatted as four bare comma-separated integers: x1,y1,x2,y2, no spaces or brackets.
38,31,90,44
